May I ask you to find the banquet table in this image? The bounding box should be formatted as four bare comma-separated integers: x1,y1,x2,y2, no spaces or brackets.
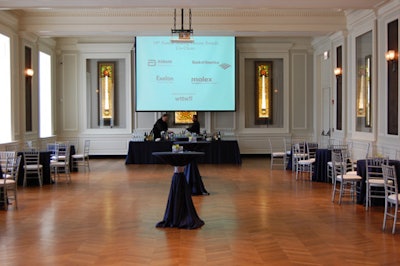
152,151,205,229
126,140,241,164
0,163,4,209
356,159,400,205
312,149,331,182
17,151,51,186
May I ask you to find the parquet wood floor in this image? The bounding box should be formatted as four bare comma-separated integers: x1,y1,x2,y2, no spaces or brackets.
1,157,399,265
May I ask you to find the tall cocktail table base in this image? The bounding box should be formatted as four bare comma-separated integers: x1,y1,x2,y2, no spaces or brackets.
185,161,209,196
156,172,204,229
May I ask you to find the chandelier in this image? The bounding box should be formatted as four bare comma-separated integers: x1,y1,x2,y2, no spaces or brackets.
171,8,193,42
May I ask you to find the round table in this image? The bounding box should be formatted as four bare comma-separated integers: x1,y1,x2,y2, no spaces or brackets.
312,149,331,182
356,159,400,205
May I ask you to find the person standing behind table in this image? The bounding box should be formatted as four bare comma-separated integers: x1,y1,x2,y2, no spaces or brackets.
187,114,200,135
151,113,169,139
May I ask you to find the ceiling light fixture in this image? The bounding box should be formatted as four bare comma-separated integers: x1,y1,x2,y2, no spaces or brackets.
323,51,329,60
171,8,194,43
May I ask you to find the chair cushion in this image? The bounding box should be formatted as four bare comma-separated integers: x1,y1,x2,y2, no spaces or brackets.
336,174,362,181
24,165,43,170
272,152,286,157
298,159,314,165
366,179,385,185
72,154,84,159
3,179,16,185
388,194,400,203
293,153,307,158
346,171,357,175
2,174,12,179
51,155,66,161
51,161,66,167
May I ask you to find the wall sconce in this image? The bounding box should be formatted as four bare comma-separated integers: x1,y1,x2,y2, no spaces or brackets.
25,68,34,77
334,67,342,76
385,50,398,72
385,50,396,61
323,51,329,60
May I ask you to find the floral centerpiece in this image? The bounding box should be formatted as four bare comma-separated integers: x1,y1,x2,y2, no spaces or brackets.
172,144,183,152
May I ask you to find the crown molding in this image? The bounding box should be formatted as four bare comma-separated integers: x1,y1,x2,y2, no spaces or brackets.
19,30,38,42
19,8,345,18
0,10,18,31
16,8,347,38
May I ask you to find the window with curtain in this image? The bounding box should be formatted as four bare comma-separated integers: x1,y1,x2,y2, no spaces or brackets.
39,51,53,138
0,33,12,143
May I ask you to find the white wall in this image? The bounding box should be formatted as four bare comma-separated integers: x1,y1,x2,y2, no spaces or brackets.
312,3,400,159
53,37,314,155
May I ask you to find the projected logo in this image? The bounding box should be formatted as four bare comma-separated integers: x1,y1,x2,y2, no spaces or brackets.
147,59,156,66
191,76,213,84
147,59,173,66
219,63,231,70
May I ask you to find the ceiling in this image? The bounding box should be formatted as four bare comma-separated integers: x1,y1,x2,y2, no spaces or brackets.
0,0,390,38
0,0,388,9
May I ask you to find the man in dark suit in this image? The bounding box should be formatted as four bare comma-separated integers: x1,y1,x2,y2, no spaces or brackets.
187,114,200,134
151,114,169,139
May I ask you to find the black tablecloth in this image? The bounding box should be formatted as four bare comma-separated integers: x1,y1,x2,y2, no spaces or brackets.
126,142,171,164
312,149,331,182
0,163,3,209
126,140,241,164
184,160,209,196
152,151,205,166
176,142,209,195
17,151,51,186
69,145,77,172
152,151,205,229
356,159,400,205
211,140,242,164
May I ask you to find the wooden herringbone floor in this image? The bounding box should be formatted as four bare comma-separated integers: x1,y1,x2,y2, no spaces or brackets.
1,157,400,265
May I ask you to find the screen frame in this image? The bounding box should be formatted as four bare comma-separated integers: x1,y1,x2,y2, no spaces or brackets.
134,36,237,112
